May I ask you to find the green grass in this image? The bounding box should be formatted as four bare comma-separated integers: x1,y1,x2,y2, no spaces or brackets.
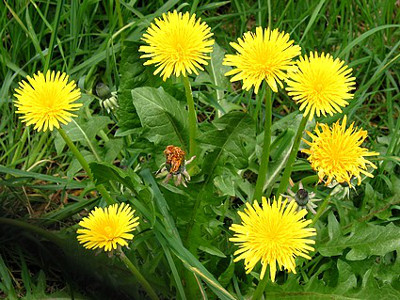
1,0,399,299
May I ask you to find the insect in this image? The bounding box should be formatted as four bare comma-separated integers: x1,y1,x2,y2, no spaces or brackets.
156,145,196,187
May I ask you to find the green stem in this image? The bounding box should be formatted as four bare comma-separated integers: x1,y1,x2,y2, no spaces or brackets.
58,128,93,178
119,251,159,300
311,194,331,226
276,115,308,197
254,88,272,201
96,185,116,204
252,270,269,300
182,76,197,157
57,127,115,205
71,119,102,162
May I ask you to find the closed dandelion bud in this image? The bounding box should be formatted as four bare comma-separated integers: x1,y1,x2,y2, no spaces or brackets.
295,189,309,206
96,82,118,113
283,181,321,214
96,82,112,99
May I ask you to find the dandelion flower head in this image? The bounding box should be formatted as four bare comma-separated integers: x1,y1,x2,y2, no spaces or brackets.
286,52,356,120
77,203,139,252
230,197,316,281
139,10,214,81
223,27,301,93
302,116,379,186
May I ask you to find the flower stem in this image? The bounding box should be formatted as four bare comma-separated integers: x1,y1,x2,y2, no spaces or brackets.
71,119,102,162
276,115,308,197
254,87,272,201
311,193,331,226
58,128,93,178
96,185,116,205
182,76,197,157
252,270,269,300
119,251,159,300
57,127,115,205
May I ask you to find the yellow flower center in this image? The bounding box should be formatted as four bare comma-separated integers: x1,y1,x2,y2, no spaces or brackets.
258,63,275,76
313,82,325,94
103,225,119,242
260,229,283,248
171,43,187,62
104,225,112,234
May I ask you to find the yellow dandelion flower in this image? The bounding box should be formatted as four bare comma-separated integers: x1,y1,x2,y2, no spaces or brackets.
302,116,379,186
230,197,316,282
139,10,214,81
14,70,82,132
223,27,301,94
286,52,356,120
77,203,139,252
